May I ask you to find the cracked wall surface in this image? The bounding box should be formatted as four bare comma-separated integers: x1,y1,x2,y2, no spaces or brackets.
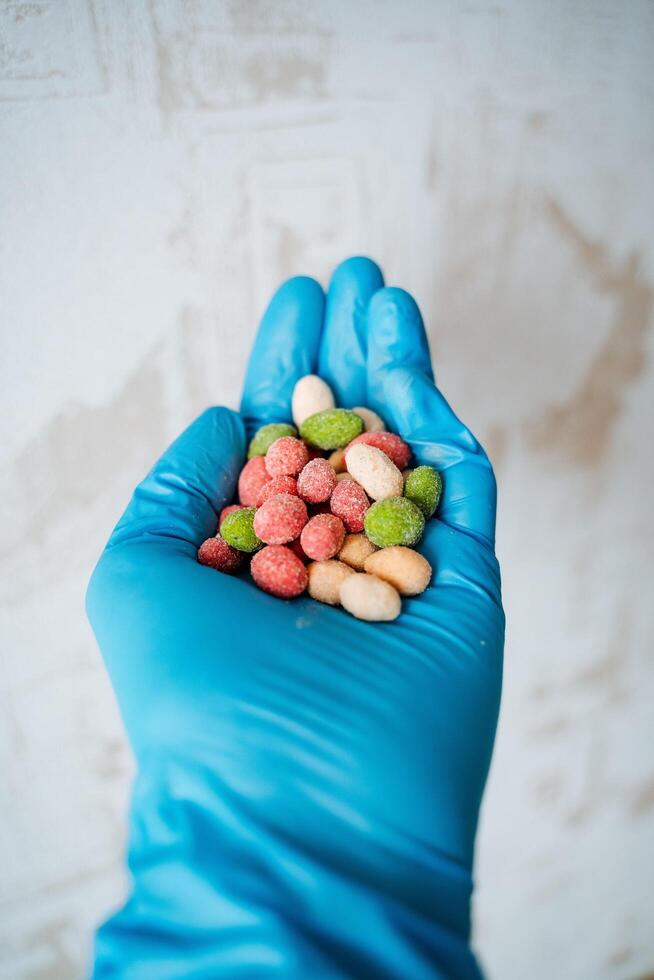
1,2,653,978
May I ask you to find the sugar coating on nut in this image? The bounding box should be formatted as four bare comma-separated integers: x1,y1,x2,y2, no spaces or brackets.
265,436,309,477
220,507,262,552
248,422,297,459
351,406,386,432
256,474,298,507
238,456,271,507
300,513,345,561
364,497,425,548
300,409,363,450
307,560,354,605
404,465,442,518
250,544,308,598
197,536,244,573
219,504,244,527
364,546,432,596
254,492,308,545
292,374,335,427
297,457,337,503
345,443,404,501
338,533,378,571
346,432,411,470
329,478,369,532
339,573,401,622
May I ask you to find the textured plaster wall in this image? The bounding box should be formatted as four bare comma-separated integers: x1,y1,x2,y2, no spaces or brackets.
1,2,653,978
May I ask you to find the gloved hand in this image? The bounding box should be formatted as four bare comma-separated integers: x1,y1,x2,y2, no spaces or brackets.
86,257,504,979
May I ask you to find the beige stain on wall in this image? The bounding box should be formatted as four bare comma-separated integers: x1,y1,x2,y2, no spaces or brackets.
528,199,652,467
0,302,225,584
0,354,166,564
243,49,326,101
149,2,328,116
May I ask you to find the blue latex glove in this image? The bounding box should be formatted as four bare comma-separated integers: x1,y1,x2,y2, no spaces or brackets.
87,257,504,979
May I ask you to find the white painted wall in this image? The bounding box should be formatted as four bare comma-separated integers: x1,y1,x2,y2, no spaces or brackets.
1,2,653,977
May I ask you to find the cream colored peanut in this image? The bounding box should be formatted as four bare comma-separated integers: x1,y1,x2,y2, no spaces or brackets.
364,546,432,596
345,443,404,500
339,573,401,621
292,375,335,427
336,471,355,482
338,533,378,571
307,559,354,605
351,406,386,432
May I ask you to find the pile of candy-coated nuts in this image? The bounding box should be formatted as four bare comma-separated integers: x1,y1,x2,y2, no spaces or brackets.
197,375,442,621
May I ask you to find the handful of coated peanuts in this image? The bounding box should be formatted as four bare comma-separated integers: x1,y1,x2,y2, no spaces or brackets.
197,375,442,621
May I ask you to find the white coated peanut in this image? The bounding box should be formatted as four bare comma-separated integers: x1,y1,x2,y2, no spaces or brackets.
292,375,335,427
307,559,355,606
338,533,378,571
364,546,432,596
352,406,386,432
339,573,401,621
307,559,354,605
345,443,404,501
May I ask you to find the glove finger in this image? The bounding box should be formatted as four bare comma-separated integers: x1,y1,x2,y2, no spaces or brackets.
380,366,497,546
365,287,434,414
318,256,384,407
240,276,325,437
106,406,245,555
